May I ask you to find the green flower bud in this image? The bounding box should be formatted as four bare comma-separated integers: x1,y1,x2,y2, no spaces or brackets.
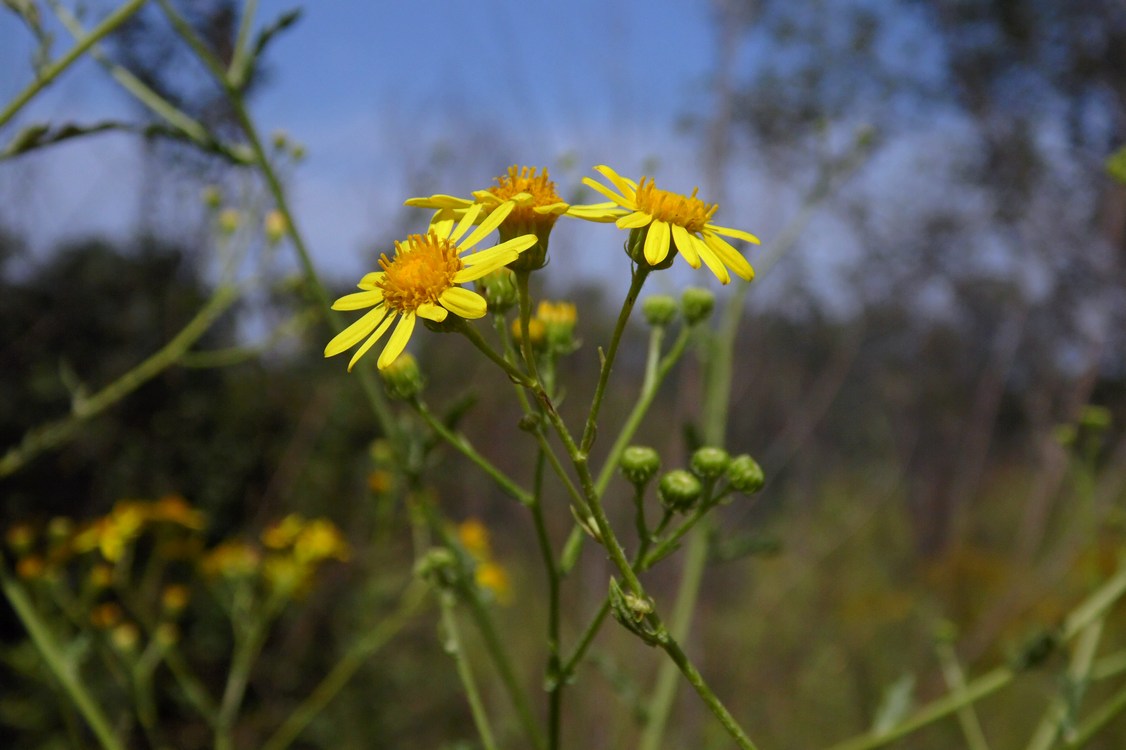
476,268,519,313
271,130,288,149
200,185,222,209
690,446,730,479
642,295,678,327
726,454,764,494
217,208,240,235
658,470,703,512
414,547,459,589
291,143,307,162
625,227,675,270
380,353,424,400
1080,405,1112,431
537,301,578,352
681,287,715,325
620,446,661,486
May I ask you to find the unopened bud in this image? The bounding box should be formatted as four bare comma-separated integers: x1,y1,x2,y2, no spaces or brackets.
690,446,730,480
726,454,764,494
620,446,660,486
200,185,222,209
264,210,287,245
658,470,703,512
642,295,678,327
217,208,240,235
681,288,715,325
380,352,424,400
476,268,519,313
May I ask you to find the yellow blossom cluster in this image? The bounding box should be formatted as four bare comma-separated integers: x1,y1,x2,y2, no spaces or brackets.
456,518,511,604
327,164,759,372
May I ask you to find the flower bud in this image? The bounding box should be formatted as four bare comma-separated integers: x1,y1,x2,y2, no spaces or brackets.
200,185,222,209
271,130,288,149
690,446,730,480
537,301,577,352
619,446,660,486
111,622,140,652
414,547,459,589
380,352,424,400
476,268,519,313
511,317,546,348
625,227,675,270
658,470,703,512
217,208,240,235
681,287,715,325
264,210,287,245
726,454,764,494
4,523,35,555
641,295,678,327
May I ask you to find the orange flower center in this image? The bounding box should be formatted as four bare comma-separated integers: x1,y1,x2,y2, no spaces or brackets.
489,165,563,229
633,178,717,233
378,232,462,312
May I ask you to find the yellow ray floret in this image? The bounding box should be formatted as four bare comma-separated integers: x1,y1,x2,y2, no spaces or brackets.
325,203,537,371
582,164,760,284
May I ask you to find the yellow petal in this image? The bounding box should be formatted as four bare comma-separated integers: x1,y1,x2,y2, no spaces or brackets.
565,203,623,222
592,165,638,197
358,271,384,290
703,231,755,281
532,202,570,215
706,223,761,244
416,303,448,322
616,210,653,230
696,243,731,285
325,307,388,357
376,313,416,370
331,289,383,310
450,204,484,242
439,287,488,319
644,220,671,266
347,312,396,371
404,194,473,209
581,176,631,207
460,200,515,251
671,224,702,269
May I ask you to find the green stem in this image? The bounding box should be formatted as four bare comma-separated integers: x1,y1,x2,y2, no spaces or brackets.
530,451,563,750
1,285,239,478
658,635,758,750
0,0,148,128
640,530,709,750
936,640,992,750
439,593,499,750
594,324,691,497
411,398,534,506
1064,677,1126,747
515,269,543,385
0,559,125,750
215,611,272,750
580,267,649,453
1026,618,1104,750
228,0,259,87
45,0,242,160
261,582,429,750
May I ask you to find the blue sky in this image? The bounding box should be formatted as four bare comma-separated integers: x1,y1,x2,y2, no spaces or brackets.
1,1,731,291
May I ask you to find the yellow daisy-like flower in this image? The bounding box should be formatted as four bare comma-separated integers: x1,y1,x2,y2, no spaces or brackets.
582,165,760,284
325,203,537,371
405,165,619,270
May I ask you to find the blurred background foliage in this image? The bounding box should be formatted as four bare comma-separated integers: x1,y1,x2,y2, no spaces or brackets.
3,0,1126,748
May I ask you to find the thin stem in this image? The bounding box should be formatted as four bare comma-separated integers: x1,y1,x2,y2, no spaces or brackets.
0,0,148,128
580,267,649,453
658,635,758,750
0,559,125,750
458,319,535,387
439,593,499,750
1,285,239,478
515,269,543,385
46,0,241,159
530,451,563,750
228,0,259,86
936,639,992,750
594,324,692,497
215,610,272,750
1026,618,1104,750
411,398,534,506
261,582,429,750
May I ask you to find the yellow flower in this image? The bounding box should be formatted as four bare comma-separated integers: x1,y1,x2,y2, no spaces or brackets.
150,495,207,530
293,519,350,564
325,203,538,371
201,540,260,579
406,165,619,270
475,561,512,604
582,165,760,284
457,518,492,560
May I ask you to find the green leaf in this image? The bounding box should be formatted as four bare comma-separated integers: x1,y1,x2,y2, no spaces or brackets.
872,673,915,735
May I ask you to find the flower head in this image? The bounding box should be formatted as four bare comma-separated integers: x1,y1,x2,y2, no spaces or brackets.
325,203,537,371
406,165,619,270
582,165,760,284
